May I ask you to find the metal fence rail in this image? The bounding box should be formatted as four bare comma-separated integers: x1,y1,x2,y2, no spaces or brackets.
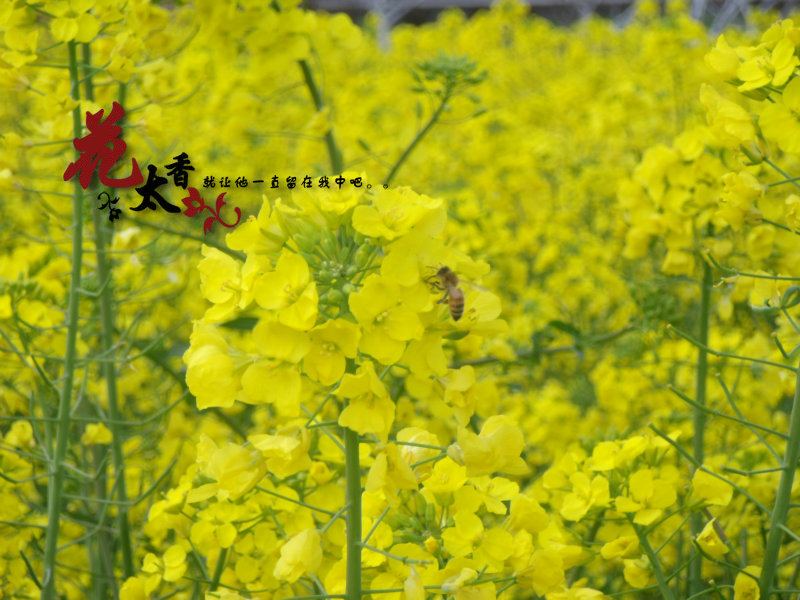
306,0,800,35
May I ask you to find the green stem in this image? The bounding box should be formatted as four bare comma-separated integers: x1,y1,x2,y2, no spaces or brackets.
41,40,84,600
706,252,800,282
669,383,786,443
763,157,800,193
209,547,228,592
383,90,451,187
81,46,135,579
255,486,338,516
125,215,245,261
650,424,770,514
89,446,111,600
634,523,677,600
760,365,800,597
567,511,605,585
344,426,362,600
130,338,247,441
689,257,713,598
761,217,800,237
668,323,794,373
452,325,635,368
298,58,343,173
767,176,800,188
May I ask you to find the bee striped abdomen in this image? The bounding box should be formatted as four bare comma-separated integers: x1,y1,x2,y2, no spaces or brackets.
448,288,465,321
433,266,466,322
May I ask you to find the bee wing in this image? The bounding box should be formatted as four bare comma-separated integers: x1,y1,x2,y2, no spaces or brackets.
462,280,489,292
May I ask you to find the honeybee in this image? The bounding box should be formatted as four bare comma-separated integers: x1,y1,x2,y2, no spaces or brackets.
429,266,465,322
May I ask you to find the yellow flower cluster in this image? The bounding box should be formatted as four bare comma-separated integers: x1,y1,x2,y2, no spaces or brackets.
146,183,568,597
6,0,800,598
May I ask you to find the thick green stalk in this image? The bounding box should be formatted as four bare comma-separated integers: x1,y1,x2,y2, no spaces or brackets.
270,2,343,174
41,40,84,600
83,442,112,599
344,426,362,600
298,55,357,600
80,46,117,598
209,547,228,592
760,365,800,597
689,257,713,597
82,43,135,579
91,445,113,599
92,202,136,576
298,59,343,173
633,524,677,600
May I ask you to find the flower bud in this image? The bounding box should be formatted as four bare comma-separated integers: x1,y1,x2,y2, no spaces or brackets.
320,235,337,258
323,289,345,305
354,243,374,265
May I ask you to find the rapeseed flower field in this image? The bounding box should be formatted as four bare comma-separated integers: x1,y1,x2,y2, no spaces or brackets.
5,1,800,598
